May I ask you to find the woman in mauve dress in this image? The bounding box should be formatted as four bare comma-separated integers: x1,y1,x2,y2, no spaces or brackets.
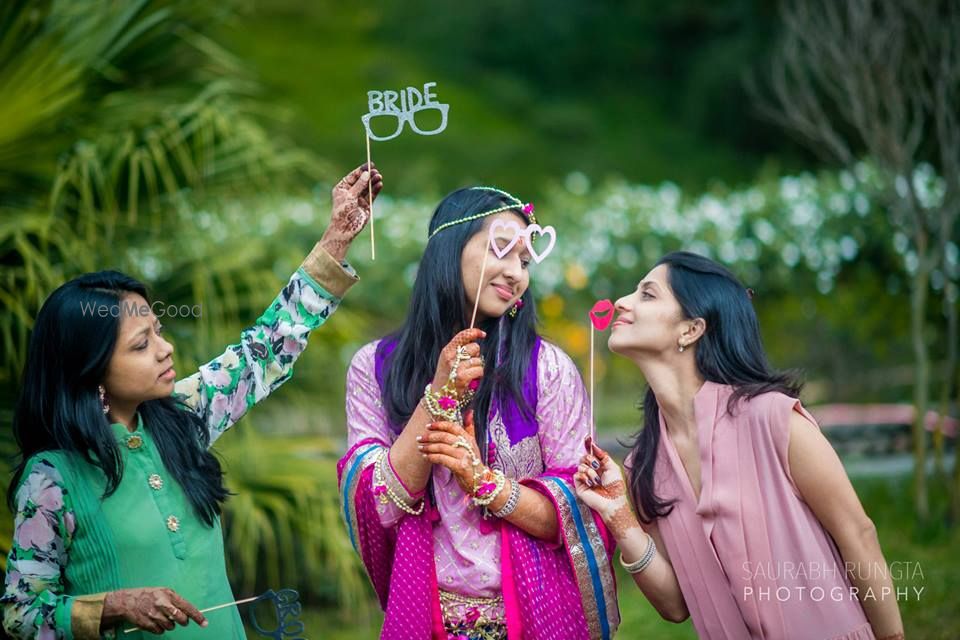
576,251,904,640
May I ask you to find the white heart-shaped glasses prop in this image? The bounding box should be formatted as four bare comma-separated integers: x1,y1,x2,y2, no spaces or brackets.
488,219,524,258
523,224,557,264
487,221,558,263
470,220,559,329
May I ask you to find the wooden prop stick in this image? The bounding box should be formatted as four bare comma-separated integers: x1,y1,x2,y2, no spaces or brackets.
590,324,595,441
470,220,523,329
469,248,491,330
366,132,375,261
199,595,262,614
471,219,530,329
123,596,263,634
587,299,614,445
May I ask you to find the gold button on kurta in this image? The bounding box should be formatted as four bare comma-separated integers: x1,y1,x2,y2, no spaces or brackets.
166,515,180,532
126,435,143,450
148,474,164,490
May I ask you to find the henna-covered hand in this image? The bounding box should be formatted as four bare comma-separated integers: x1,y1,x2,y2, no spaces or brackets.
102,587,206,635
574,437,642,539
419,412,485,495
319,162,384,261
431,329,486,398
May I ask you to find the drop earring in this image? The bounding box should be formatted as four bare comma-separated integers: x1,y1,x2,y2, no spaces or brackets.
98,384,110,415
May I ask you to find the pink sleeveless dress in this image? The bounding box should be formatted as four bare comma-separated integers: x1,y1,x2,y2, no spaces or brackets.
651,381,875,639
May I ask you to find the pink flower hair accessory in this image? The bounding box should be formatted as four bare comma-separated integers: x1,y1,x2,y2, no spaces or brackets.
522,202,538,225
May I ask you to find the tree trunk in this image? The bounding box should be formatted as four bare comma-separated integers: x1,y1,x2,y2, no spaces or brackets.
911,263,931,522
953,400,960,525
944,278,960,524
935,275,959,480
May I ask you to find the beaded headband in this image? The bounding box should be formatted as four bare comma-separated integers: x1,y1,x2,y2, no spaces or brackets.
428,186,537,239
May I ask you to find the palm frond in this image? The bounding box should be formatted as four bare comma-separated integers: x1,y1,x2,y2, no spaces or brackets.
216,430,371,609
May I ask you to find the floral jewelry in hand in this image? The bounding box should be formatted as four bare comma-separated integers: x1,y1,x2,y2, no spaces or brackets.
471,467,506,508
451,433,507,510
422,346,469,422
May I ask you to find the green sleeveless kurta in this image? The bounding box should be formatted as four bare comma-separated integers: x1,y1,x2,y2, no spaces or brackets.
41,417,245,639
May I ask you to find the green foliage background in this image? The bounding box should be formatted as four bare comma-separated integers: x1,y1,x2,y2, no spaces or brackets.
1,1,956,637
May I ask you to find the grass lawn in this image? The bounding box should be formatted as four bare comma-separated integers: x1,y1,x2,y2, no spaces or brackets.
290,472,958,639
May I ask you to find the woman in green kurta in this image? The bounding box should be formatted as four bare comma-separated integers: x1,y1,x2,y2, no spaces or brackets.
1,164,383,639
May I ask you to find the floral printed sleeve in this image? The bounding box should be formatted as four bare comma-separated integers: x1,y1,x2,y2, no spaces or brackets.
173,243,359,445
1,458,101,640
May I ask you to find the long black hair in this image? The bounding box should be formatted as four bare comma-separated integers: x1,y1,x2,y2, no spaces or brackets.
6,270,229,526
377,187,539,458
628,251,802,523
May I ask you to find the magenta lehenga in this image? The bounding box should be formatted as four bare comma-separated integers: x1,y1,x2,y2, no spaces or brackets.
338,336,620,640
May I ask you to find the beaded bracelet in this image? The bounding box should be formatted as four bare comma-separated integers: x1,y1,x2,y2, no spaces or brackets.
490,478,521,518
373,450,425,516
422,385,461,422
619,533,657,574
422,345,485,424
472,468,506,508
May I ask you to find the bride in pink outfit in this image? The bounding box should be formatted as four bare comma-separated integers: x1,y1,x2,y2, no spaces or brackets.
338,187,619,640
576,251,904,640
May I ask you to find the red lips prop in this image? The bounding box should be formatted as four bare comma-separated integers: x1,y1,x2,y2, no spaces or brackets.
589,299,615,331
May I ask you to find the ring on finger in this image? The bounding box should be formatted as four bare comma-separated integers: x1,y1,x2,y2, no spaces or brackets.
452,438,480,466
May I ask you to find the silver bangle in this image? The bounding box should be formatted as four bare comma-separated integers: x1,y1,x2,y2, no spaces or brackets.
619,533,656,574
490,478,521,518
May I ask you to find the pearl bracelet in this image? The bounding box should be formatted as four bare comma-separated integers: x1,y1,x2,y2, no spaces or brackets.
422,385,461,423
373,450,425,516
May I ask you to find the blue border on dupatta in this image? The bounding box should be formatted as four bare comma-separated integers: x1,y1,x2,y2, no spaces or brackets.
341,444,382,552
544,476,611,640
